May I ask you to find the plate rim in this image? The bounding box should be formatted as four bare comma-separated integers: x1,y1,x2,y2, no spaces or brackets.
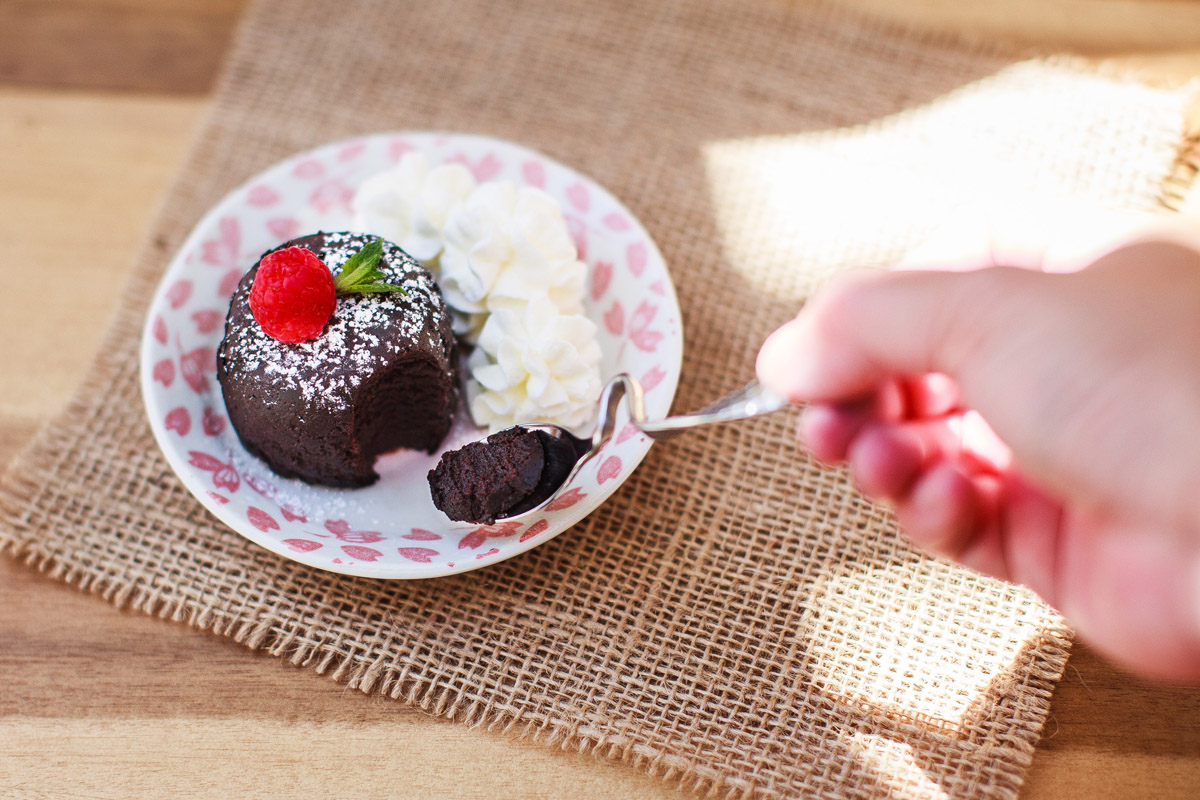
139,130,683,579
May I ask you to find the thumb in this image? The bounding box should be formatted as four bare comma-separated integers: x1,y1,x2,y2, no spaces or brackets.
756,268,1008,403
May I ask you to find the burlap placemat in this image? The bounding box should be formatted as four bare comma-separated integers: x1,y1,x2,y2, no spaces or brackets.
3,0,1196,797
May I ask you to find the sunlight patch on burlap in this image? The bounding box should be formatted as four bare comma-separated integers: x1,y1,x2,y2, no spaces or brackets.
801,559,1052,731
703,60,1187,299
846,732,952,800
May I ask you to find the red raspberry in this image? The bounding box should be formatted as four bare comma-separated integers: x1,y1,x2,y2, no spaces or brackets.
248,246,337,343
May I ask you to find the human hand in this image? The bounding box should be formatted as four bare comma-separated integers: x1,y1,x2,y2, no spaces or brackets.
756,237,1200,680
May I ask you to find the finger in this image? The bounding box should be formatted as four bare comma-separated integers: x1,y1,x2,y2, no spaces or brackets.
892,462,979,558
957,410,1012,474
843,414,963,501
995,475,1063,606
756,268,1012,404
799,402,872,464
949,473,1007,579
875,378,908,422
900,373,960,419
885,447,1050,587
799,383,908,465
846,423,924,502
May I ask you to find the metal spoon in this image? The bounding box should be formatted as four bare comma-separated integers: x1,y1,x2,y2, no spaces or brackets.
497,374,790,520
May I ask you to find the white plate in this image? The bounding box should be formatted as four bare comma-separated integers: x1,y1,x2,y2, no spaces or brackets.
139,132,683,579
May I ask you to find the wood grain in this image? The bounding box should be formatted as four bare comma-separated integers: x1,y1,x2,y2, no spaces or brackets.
0,0,245,93
824,0,1200,53
0,560,678,800
2,2,1199,798
0,90,202,423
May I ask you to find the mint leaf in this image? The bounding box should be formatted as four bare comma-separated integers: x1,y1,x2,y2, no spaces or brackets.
349,283,409,293
332,240,408,297
334,239,384,292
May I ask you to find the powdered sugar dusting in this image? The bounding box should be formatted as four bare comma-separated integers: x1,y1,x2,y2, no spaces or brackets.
219,232,454,411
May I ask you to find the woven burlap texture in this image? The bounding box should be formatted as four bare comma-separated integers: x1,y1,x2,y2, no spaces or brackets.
2,0,1195,797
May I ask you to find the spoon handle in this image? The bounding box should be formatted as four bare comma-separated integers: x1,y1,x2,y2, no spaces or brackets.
637,379,790,440
593,375,790,445
495,377,792,520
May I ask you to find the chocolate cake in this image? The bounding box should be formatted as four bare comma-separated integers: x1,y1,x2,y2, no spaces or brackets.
428,426,584,523
217,232,458,487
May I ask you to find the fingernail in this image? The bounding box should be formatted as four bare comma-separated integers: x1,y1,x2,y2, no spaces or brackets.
960,411,1012,472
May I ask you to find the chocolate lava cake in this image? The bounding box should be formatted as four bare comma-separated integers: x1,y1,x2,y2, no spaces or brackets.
217,232,458,488
428,427,583,523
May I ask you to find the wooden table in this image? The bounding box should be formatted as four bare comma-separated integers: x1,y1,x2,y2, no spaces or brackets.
2,2,1199,797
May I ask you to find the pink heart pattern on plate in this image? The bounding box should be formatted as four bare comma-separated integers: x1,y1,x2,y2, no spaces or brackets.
140,132,682,579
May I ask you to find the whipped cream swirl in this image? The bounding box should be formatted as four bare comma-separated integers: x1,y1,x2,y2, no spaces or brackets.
350,153,476,262
467,297,602,432
439,181,587,333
